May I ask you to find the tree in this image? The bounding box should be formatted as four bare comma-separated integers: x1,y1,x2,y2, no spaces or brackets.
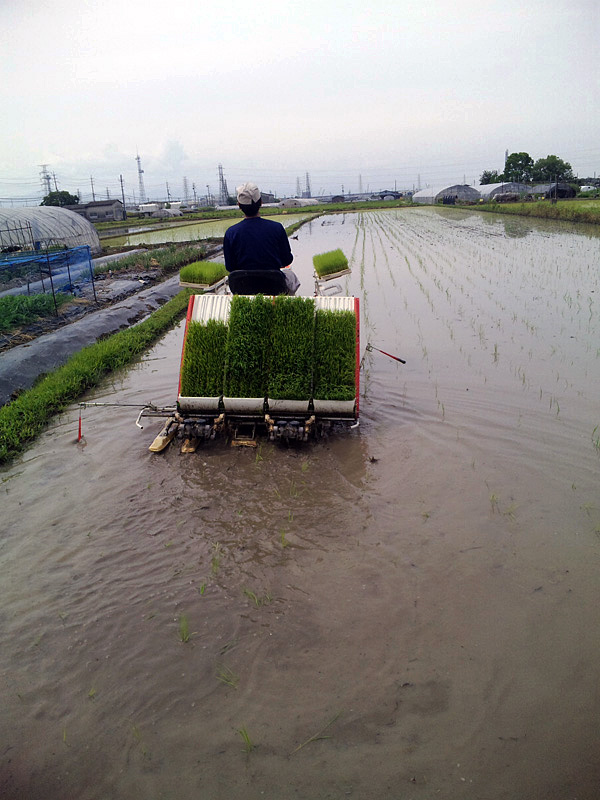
503,152,535,183
41,191,79,207
531,155,574,183
479,170,503,185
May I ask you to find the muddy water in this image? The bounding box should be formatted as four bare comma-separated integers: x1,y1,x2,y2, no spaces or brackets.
103,213,312,248
2,208,600,799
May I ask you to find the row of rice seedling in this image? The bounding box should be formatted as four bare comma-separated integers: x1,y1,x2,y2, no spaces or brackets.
224,295,273,397
180,319,228,397
179,295,356,402
179,260,227,287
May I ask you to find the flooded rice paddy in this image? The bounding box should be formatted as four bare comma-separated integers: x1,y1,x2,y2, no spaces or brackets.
2,208,600,799
103,213,312,248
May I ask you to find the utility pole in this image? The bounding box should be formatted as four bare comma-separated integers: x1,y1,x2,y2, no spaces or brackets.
358,175,363,194
296,177,302,197
206,185,210,205
119,174,127,219
166,182,171,203
305,171,312,197
106,188,110,199
192,182,197,205
52,173,59,191
183,176,189,203
90,175,96,201
135,152,146,203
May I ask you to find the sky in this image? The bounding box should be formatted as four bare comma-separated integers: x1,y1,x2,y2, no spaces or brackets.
1,0,598,204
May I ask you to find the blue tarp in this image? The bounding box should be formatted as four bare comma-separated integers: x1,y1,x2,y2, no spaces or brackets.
0,246,95,298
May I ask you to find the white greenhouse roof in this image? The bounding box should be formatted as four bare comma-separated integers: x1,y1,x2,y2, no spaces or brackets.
412,184,481,203
0,207,101,254
477,182,529,198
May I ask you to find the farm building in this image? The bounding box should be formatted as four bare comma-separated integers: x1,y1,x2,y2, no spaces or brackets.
66,199,124,222
412,185,481,204
478,182,529,200
0,207,101,255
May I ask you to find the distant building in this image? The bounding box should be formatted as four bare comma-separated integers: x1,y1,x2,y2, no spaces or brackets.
66,200,124,222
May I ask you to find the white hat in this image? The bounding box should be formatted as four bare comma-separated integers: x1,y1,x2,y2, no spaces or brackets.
236,182,261,204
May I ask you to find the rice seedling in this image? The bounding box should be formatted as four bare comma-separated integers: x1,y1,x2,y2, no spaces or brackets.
224,294,273,398
290,710,342,755
217,664,239,689
280,529,289,548
180,319,228,397
312,249,349,278
268,296,315,400
313,309,356,401
88,687,97,700
243,588,273,606
211,543,221,575
592,426,600,452
178,614,191,642
94,243,206,276
238,726,254,754
179,260,227,286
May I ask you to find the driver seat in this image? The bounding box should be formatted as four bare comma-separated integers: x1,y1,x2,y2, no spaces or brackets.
227,269,288,295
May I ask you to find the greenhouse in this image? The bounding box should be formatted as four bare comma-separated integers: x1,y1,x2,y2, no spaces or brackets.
412,185,481,204
0,207,101,255
477,182,529,200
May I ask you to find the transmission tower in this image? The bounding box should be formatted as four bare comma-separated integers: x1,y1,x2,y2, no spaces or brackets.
296,177,302,197
217,164,229,205
39,164,52,195
358,174,363,194
136,152,147,203
305,172,312,197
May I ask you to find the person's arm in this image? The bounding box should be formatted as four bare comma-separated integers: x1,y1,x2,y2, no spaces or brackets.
279,227,294,268
223,230,236,272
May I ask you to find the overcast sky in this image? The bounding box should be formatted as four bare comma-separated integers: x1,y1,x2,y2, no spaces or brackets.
1,0,598,204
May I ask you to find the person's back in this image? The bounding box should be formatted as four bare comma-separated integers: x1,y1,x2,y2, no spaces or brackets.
223,215,292,272
223,182,299,294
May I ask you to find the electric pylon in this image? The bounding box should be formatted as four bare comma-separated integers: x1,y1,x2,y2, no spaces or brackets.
136,152,147,203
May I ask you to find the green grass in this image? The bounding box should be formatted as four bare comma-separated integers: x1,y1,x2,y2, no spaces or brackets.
180,319,228,396
179,260,227,285
313,309,356,401
224,295,273,397
0,289,194,465
94,244,207,275
268,296,315,400
312,249,349,278
0,292,71,333
475,198,600,225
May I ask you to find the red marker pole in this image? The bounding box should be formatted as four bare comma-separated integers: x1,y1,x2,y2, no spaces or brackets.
78,406,82,442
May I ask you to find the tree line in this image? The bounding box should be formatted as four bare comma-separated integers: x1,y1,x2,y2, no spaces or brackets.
480,153,574,185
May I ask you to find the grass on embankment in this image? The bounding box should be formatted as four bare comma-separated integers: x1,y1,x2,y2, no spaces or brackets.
95,244,208,276
0,290,194,465
475,198,600,225
0,293,71,334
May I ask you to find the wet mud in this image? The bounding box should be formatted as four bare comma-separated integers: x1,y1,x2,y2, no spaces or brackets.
2,208,600,799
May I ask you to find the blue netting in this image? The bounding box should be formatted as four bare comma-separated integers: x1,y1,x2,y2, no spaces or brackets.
0,246,95,298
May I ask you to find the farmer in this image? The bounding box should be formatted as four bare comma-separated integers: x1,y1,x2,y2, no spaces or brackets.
223,182,300,295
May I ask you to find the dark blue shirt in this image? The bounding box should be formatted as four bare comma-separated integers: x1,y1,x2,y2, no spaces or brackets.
223,216,293,272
